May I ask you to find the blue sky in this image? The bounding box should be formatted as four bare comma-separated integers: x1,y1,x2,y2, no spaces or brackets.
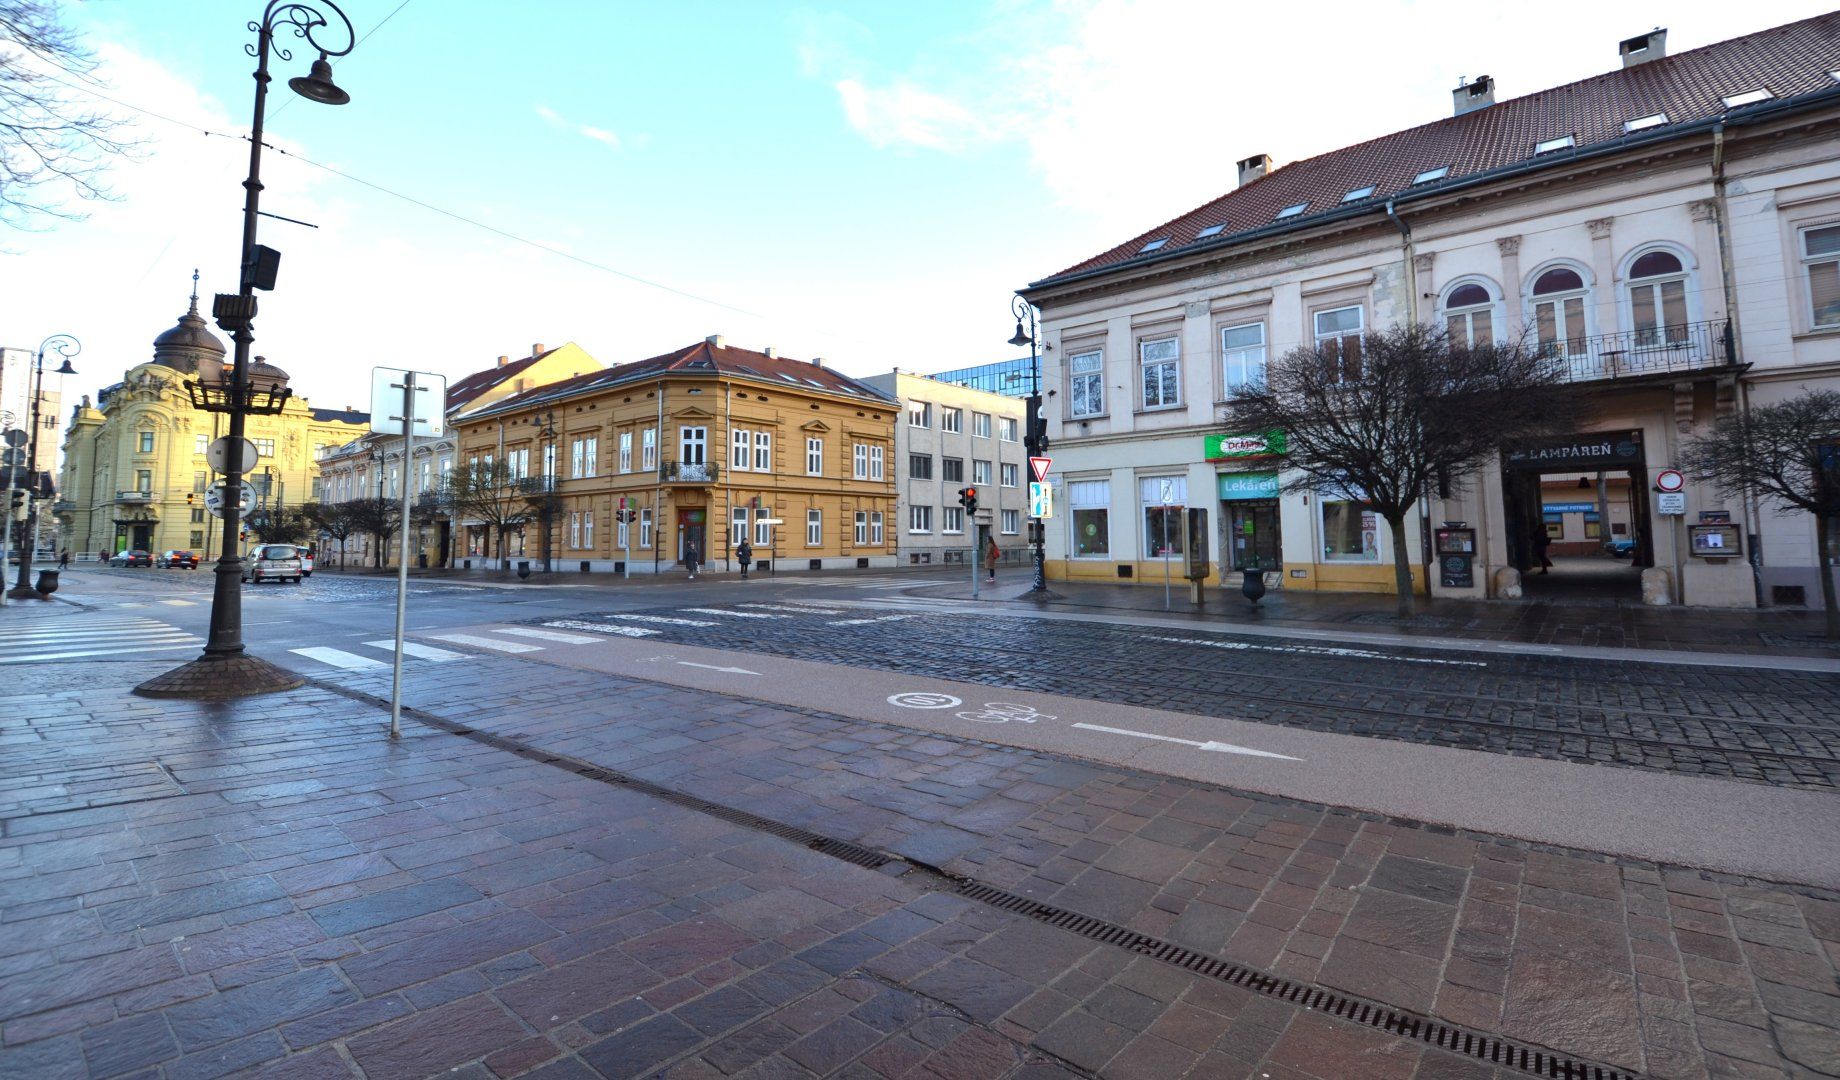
9,0,1824,411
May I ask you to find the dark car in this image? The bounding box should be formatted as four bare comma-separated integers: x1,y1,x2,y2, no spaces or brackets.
111,549,153,567
158,550,200,569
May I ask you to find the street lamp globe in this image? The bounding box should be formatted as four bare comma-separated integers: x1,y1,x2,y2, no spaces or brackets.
1008,321,1032,348
287,54,350,105
54,359,77,376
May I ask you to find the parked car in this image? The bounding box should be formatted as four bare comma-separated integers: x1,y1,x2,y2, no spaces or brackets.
157,549,199,569
1604,537,1637,558
241,543,304,584
110,549,153,567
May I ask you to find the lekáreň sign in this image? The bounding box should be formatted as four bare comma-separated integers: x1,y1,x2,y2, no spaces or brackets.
1218,471,1280,500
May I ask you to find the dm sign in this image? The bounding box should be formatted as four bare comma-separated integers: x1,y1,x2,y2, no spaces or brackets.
1218,471,1280,501
1204,431,1286,460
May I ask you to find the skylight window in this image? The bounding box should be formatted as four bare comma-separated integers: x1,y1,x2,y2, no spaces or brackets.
1534,134,1576,155
1342,185,1376,202
1196,223,1225,238
1275,203,1307,220
1721,88,1773,108
1411,166,1449,185
1624,112,1668,133
1140,238,1167,253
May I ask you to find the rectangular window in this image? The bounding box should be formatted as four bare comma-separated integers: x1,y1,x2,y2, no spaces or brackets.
640,507,654,548
871,511,884,544
909,401,930,428
806,508,822,546
806,438,823,476
1314,305,1365,381
194,433,208,455
942,457,964,484
909,453,933,480
253,438,276,457
582,509,594,550
1069,350,1104,417
1803,223,1840,329
870,446,884,481
854,511,868,544
618,514,629,549
641,428,657,470
139,431,155,453
972,412,991,438
1140,337,1180,408
680,426,707,465
507,448,529,480
191,508,205,524
1000,417,1018,442
568,511,581,550
910,505,933,533
1001,463,1019,487
193,471,208,493
1322,497,1380,561
1069,479,1110,557
543,444,557,484
1140,476,1187,557
732,428,751,471
571,436,597,478
190,530,205,548
940,408,962,434
1221,321,1267,394
973,459,991,485
853,443,869,479
1002,509,1019,535
753,431,771,472
755,517,772,546
942,506,964,534
135,469,152,492
619,432,633,473
731,506,750,546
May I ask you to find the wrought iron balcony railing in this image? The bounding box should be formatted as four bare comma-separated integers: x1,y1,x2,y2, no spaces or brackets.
660,460,718,483
1536,319,1734,384
515,475,559,495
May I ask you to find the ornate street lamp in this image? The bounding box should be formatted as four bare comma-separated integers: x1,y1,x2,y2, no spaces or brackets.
137,0,353,699
1009,295,1049,593
6,334,79,600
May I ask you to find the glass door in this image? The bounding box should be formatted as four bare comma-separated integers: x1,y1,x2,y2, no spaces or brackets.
1227,502,1280,572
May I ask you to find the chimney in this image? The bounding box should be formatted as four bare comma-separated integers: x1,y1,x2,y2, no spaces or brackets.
1453,74,1495,116
706,334,724,348
763,346,777,359
531,343,546,356
810,357,824,368
497,355,509,367
1236,154,1271,186
1619,28,1666,68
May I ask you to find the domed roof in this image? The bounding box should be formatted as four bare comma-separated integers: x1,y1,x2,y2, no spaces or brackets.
152,277,227,374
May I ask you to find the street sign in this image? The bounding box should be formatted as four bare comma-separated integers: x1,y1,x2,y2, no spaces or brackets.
1029,481,1054,519
1656,491,1687,515
754,518,785,526
0,447,23,466
1,429,25,448
1029,456,1052,483
204,479,256,519
370,368,448,437
207,436,260,474
1655,469,1685,493
1159,479,1175,507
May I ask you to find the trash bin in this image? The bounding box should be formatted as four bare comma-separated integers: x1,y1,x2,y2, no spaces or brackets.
517,560,531,580
1240,567,1266,605
417,553,428,569
34,569,59,595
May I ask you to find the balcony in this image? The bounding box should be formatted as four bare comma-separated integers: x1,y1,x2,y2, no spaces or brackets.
115,490,156,503
659,460,718,484
515,475,559,495
50,500,74,515
1540,319,1735,385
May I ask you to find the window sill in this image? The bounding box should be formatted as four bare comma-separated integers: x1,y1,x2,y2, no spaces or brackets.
1135,404,1185,415
1790,324,1840,342
1067,413,1108,423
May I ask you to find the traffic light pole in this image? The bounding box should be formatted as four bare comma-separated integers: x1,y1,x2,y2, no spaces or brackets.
1010,296,1049,594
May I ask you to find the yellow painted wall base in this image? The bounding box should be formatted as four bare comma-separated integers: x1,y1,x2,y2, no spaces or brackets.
1045,560,1426,595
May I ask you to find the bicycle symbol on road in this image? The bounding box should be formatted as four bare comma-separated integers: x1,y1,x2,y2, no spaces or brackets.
955,702,1057,725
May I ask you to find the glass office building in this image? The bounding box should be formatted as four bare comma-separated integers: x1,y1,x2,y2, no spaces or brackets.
924,356,1035,398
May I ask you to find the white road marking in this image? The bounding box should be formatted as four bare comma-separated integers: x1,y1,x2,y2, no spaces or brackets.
428,633,543,653
588,613,716,627
736,603,845,615
364,640,465,662
887,692,963,709
115,602,147,608
680,608,787,619
158,600,197,607
828,614,918,626
1072,722,1302,760
1149,635,1487,668
492,627,603,644
541,620,662,639
290,646,389,671
676,661,760,675
3,643,201,663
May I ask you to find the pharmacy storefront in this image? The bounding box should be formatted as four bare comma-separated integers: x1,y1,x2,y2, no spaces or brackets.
1210,432,1284,578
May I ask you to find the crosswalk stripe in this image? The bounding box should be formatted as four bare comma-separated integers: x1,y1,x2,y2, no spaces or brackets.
679,608,786,619
541,620,661,639
115,602,147,608
159,600,197,607
592,613,716,627
2,643,199,664
290,646,388,671
827,614,919,626
1,632,197,649
363,640,466,662
428,633,543,653
736,603,845,615
492,627,602,644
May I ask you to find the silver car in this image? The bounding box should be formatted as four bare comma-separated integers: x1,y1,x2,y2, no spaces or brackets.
242,543,305,584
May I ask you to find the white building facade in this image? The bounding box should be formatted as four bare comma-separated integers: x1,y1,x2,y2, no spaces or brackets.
1023,17,1840,608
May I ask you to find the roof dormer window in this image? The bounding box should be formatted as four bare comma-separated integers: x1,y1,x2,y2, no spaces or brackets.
1624,112,1668,133
1140,238,1167,253
1342,185,1376,202
1721,88,1773,108
1411,166,1450,185
1196,223,1225,239
1275,203,1307,220
1534,135,1576,155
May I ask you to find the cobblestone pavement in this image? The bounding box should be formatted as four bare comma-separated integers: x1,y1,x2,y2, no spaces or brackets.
541,608,1840,791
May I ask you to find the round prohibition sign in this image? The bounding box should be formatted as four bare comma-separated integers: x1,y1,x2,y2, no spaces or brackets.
887,692,963,710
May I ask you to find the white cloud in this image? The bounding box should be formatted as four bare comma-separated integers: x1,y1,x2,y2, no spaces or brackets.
835,78,986,152
577,125,620,148
534,102,621,150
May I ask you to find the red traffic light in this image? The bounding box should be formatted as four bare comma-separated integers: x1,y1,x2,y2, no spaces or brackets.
964,487,977,501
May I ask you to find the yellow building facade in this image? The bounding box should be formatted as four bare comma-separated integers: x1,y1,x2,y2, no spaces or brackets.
56,293,368,559
454,337,899,573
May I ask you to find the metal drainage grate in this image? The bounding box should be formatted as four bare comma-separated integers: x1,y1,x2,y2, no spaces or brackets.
954,881,1637,1080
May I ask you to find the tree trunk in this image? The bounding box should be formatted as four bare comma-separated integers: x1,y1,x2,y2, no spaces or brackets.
1388,513,1416,618
1817,513,1840,640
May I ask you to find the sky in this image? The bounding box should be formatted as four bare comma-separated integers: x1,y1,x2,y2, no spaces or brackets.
5,0,1825,415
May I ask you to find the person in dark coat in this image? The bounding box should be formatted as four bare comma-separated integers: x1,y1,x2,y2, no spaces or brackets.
1532,522,1553,574
684,539,700,580
736,539,752,579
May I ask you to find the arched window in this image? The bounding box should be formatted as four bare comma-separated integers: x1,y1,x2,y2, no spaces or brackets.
1626,249,1689,345
1441,281,1496,349
1530,266,1590,357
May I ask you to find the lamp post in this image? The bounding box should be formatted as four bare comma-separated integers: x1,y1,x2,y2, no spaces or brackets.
6,334,78,600
137,0,353,699
1008,296,1048,592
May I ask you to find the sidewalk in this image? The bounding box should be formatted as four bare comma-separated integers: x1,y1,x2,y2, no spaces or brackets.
4,655,1833,1078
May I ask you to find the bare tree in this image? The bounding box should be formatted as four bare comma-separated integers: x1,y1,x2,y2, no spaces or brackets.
441,460,531,571
526,486,564,573
1,1,143,227
246,504,311,545
304,501,360,568
345,497,402,569
1682,389,1840,639
1227,323,1575,616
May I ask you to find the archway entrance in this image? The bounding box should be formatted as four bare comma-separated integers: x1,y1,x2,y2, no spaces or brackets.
1502,430,1652,602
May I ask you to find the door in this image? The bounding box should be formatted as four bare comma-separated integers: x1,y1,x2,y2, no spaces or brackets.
677,508,706,564
1227,502,1280,572
131,524,153,552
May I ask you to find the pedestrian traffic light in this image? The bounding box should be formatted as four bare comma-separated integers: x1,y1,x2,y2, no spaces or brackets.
957,486,978,513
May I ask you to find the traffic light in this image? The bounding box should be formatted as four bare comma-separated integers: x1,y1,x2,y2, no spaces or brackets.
8,490,25,519
187,492,196,505
957,486,978,514
1025,392,1048,454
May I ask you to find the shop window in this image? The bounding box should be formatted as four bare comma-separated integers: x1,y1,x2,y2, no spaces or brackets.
1139,476,1187,556
1068,479,1110,557
1321,496,1380,561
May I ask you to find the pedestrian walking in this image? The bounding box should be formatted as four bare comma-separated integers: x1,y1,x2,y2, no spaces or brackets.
684,539,700,580
736,539,752,580
983,535,1000,584
58,549,69,569
1532,522,1553,574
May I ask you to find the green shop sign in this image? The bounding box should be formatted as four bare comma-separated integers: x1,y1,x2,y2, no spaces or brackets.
1204,431,1285,460
1218,471,1280,500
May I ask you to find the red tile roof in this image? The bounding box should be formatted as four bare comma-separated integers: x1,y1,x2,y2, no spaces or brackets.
1038,13,1840,285
444,349,556,414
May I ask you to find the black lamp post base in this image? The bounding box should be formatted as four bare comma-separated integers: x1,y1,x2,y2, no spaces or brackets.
5,586,50,600
134,653,305,699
